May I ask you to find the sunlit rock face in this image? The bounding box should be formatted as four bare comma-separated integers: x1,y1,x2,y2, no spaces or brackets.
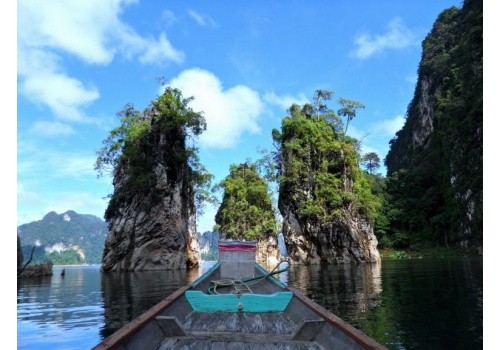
281,208,380,265
256,236,281,268
278,174,380,265
101,108,200,272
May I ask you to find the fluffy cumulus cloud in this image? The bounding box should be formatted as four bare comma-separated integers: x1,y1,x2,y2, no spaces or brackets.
352,18,419,59
170,68,264,149
17,0,184,131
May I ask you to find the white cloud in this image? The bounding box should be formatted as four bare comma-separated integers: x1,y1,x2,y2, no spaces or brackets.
17,0,184,126
29,121,75,137
50,154,103,180
19,52,100,123
196,205,218,233
17,147,113,226
188,9,216,27
170,68,264,149
348,114,406,171
352,18,419,59
138,32,185,65
264,92,309,112
18,0,128,65
371,115,406,136
18,145,104,180
17,183,42,208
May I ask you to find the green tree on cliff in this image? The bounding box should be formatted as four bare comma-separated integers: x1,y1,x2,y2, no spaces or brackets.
214,162,277,240
270,90,378,223
384,0,482,248
94,84,214,220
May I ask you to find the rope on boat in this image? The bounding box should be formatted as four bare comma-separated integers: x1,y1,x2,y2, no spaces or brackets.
207,259,290,296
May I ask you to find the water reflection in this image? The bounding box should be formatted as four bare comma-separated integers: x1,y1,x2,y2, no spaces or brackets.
17,258,482,350
17,266,104,350
99,264,209,339
283,262,383,328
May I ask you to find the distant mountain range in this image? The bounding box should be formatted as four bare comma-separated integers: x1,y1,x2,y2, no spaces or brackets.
17,210,222,265
17,210,108,265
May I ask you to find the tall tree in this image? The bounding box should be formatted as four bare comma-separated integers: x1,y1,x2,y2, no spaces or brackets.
337,98,365,134
362,152,381,174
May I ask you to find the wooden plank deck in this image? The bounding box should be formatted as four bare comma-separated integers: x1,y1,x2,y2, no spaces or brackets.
157,337,324,349
183,311,299,333
155,310,326,350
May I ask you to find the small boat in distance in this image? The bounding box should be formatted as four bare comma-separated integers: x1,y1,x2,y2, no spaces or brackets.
92,240,386,350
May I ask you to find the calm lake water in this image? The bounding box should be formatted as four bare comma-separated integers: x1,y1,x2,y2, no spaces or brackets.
17,257,482,350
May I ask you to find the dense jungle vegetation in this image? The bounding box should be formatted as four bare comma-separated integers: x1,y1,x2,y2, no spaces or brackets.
214,162,277,240
383,0,482,250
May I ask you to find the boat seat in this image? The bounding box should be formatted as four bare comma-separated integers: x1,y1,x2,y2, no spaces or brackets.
291,320,326,341
155,316,187,337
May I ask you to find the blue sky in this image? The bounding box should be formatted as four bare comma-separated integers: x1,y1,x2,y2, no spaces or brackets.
15,0,469,233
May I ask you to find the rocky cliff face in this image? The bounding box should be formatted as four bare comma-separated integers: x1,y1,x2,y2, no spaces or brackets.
280,201,380,265
385,0,482,248
255,236,281,267
273,97,381,265
101,103,200,272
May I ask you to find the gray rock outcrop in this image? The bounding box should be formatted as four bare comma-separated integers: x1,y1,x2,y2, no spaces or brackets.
281,208,380,264
101,99,200,272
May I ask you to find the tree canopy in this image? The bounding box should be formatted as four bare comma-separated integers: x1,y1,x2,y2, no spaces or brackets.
214,162,277,240
95,84,214,220
362,152,381,174
270,90,378,223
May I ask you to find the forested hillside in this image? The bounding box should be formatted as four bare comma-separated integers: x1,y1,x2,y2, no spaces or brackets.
382,0,482,250
17,211,108,265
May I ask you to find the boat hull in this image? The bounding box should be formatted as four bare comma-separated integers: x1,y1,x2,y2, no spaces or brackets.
92,262,385,350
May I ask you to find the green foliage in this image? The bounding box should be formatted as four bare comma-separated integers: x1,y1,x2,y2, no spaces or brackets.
337,97,365,134
384,0,482,248
214,162,277,240
47,250,85,265
201,251,219,261
361,152,381,174
388,250,409,259
271,90,377,223
95,84,214,220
